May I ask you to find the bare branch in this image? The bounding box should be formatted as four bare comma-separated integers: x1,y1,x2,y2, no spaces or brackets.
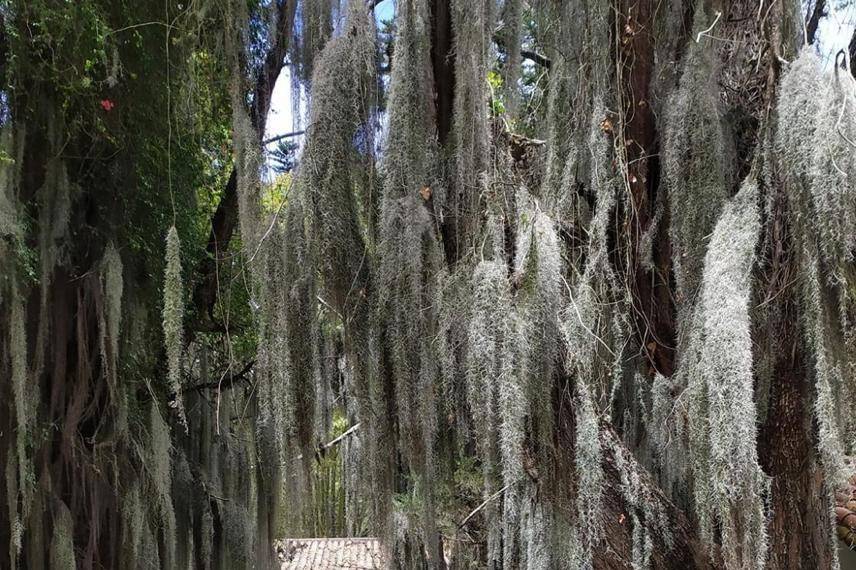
262,130,305,145
457,483,514,530
521,49,551,68
294,423,362,461
850,26,856,78
183,360,255,394
805,0,827,46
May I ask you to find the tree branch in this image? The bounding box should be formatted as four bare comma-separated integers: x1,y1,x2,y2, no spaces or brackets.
597,427,717,568
294,423,362,461
520,49,551,68
191,1,297,332
262,130,305,145
850,27,855,79
457,483,513,530
805,0,826,46
183,359,255,394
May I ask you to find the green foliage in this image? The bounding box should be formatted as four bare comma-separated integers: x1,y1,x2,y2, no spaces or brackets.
5,0,111,121
261,171,292,213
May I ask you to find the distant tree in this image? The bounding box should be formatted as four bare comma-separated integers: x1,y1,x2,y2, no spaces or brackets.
270,139,299,173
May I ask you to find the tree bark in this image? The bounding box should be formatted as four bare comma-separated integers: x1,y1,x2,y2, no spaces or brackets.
757,127,836,569
617,0,677,378
595,428,716,570
430,0,455,148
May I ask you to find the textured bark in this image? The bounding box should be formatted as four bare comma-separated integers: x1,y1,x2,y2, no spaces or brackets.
430,0,455,147
430,0,462,270
754,0,837,565
609,0,836,566
757,173,835,569
759,334,833,568
17,144,119,568
617,0,677,378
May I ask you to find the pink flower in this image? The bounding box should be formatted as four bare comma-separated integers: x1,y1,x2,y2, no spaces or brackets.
100,99,115,111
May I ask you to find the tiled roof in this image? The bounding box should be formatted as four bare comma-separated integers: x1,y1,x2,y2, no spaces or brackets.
836,473,856,549
278,537,382,569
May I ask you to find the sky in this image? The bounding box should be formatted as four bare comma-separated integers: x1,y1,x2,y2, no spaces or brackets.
816,2,856,68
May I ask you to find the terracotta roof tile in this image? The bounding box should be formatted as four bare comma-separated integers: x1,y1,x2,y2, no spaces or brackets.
278,538,383,569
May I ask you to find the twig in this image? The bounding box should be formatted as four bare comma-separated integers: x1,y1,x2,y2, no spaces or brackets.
184,360,255,394
696,11,722,43
457,483,514,530
316,294,344,321
294,423,362,461
320,422,361,451
105,21,181,36
521,50,551,68
262,130,305,145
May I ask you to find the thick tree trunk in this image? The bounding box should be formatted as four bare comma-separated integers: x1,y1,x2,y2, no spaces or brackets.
596,428,716,569
9,121,120,568
430,0,455,148
611,0,838,565
757,149,836,568
430,0,461,269
759,323,834,568
617,0,677,378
